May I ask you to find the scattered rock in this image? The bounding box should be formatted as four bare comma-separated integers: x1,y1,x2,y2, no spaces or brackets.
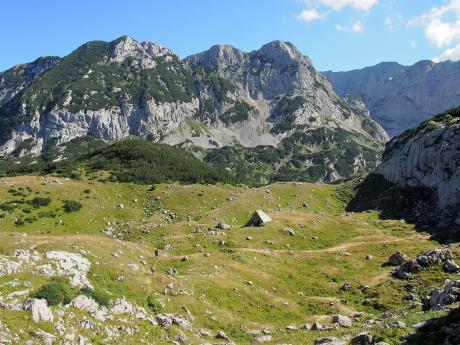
351,332,372,345
314,337,347,345
110,298,134,314
216,222,231,230
393,260,422,280
46,251,92,288
416,248,452,267
0,256,22,276
216,330,230,341
427,280,460,310
283,227,295,236
443,259,459,273
128,263,139,272
71,295,99,313
341,283,351,291
333,315,352,328
252,335,272,343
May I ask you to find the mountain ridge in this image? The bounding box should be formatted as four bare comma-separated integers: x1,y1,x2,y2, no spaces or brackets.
324,58,460,136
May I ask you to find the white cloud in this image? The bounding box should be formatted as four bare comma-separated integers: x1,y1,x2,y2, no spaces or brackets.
334,21,364,33
408,0,460,48
297,9,323,22
385,17,393,30
306,0,379,12
411,41,417,48
352,20,364,33
433,43,460,62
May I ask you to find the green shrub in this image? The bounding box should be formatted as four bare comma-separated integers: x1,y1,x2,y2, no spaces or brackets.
14,218,25,226
63,200,82,212
80,287,110,307
24,217,37,223
83,189,91,194
31,281,76,306
147,295,163,313
28,197,52,208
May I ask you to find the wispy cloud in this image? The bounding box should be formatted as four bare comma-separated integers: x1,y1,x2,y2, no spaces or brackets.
305,0,378,12
297,0,378,24
334,20,364,33
352,20,364,33
297,9,323,22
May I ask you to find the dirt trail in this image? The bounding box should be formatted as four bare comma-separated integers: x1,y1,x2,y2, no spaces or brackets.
236,236,410,256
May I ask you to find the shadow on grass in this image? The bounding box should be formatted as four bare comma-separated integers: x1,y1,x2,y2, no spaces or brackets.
338,173,460,243
404,308,460,345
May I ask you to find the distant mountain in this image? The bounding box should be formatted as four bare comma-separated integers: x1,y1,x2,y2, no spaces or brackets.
0,36,387,183
324,60,460,136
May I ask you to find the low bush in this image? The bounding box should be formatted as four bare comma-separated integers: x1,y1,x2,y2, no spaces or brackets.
63,200,82,212
147,295,163,313
28,197,52,208
31,280,76,306
80,287,110,307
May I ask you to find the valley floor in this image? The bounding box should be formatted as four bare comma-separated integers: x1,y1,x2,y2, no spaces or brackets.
0,176,457,344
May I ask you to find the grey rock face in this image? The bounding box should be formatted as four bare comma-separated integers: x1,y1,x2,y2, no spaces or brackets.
324,60,460,136
376,111,460,227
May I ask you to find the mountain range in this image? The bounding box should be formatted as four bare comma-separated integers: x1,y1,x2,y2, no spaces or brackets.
0,36,387,184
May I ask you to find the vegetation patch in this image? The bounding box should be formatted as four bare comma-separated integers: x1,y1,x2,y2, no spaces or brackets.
31,280,76,306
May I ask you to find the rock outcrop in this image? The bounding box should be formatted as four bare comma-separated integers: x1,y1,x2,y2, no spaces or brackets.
375,106,460,228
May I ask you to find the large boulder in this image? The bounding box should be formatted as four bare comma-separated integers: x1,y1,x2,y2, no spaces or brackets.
388,252,406,266
393,260,422,280
71,295,100,313
23,298,54,323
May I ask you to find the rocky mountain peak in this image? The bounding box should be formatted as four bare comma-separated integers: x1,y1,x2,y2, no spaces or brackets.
252,40,308,66
185,44,246,70
109,35,174,68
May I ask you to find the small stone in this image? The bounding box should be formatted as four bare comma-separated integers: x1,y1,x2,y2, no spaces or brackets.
283,227,295,236
341,283,351,291
216,330,229,341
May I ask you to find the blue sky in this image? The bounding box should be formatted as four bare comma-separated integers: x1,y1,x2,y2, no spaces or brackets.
1,1,460,72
